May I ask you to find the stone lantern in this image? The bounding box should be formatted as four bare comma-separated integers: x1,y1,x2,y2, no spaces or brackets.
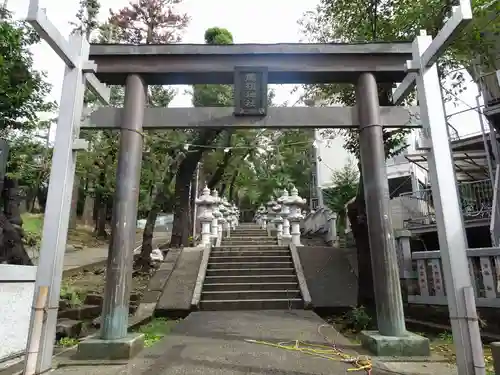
258,205,267,229
233,204,239,227
266,197,277,234
211,189,221,243
229,204,237,230
195,186,214,247
285,186,304,246
218,201,227,240
272,202,282,239
278,189,291,241
221,197,231,238
256,205,265,225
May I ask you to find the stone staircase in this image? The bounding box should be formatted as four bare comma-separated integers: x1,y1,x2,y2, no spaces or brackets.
200,223,304,310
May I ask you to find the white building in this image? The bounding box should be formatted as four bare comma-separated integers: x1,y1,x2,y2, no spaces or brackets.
317,129,428,192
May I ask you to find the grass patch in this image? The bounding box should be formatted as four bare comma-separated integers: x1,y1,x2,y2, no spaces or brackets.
20,213,108,249
57,337,79,347
133,318,176,348
21,213,44,249
60,282,86,307
21,213,44,234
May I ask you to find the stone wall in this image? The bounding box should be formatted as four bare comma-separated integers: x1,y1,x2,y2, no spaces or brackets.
296,246,357,309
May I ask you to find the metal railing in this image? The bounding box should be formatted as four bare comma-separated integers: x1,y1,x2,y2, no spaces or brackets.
491,164,500,246
398,179,493,228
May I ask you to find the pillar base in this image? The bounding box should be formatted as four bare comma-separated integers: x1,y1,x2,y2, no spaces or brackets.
359,330,430,357
76,333,144,360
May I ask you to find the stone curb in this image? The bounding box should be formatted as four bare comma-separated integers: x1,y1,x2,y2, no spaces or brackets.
191,245,211,309
289,244,312,309
134,248,183,316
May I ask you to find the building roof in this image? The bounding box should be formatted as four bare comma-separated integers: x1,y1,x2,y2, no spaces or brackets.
405,150,491,181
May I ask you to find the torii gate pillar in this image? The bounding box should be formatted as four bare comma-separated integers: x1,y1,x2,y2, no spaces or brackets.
357,72,408,339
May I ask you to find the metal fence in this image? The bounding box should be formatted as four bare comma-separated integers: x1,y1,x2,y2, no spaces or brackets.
398,179,493,228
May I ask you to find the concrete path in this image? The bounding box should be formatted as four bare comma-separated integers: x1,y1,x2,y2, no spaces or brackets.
52,311,361,375
32,232,171,274
42,310,458,375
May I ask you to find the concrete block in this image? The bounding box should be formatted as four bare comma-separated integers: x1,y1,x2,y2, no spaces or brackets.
84,294,104,306
76,333,144,360
490,342,500,375
58,304,101,320
359,330,430,357
56,319,83,339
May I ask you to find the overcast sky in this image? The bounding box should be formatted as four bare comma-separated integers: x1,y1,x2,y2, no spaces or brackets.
9,0,486,144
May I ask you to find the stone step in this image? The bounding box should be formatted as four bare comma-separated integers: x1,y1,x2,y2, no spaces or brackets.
199,298,304,310
206,268,295,276
224,236,270,240
203,282,298,292
211,249,290,257
214,245,288,251
209,255,292,263
233,226,264,229
228,234,270,239
220,243,279,248
223,238,277,243
207,261,294,270
231,229,267,236
205,274,298,283
202,289,301,301
222,242,278,247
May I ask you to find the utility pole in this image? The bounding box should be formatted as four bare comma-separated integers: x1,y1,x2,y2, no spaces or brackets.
304,98,324,209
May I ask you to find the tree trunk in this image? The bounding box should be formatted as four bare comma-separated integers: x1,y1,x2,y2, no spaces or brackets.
94,169,108,238
82,193,94,227
170,130,222,247
0,176,33,265
170,166,194,247
135,205,161,270
219,183,227,196
228,170,238,202
207,131,234,189
3,176,22,226
189,175,197,238
135,153,180,271
95,194,108,238
0,212,33,265
68,175,79,230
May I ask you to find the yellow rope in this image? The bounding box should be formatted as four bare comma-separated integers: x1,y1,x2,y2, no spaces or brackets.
244,339,372,372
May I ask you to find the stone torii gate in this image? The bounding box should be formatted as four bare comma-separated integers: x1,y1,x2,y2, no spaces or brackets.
82,43,421,354
24,0,483,374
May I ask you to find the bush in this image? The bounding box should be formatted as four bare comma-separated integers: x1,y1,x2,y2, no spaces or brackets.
344,306,372,332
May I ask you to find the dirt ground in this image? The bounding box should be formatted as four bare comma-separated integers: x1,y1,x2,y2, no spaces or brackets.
62,266,153,298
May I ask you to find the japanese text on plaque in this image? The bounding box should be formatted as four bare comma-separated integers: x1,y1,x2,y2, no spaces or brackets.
243,73,258,108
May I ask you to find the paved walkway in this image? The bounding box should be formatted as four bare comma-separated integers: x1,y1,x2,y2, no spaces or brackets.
32,232,171,274
53,311,362,375
49,310,459,375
